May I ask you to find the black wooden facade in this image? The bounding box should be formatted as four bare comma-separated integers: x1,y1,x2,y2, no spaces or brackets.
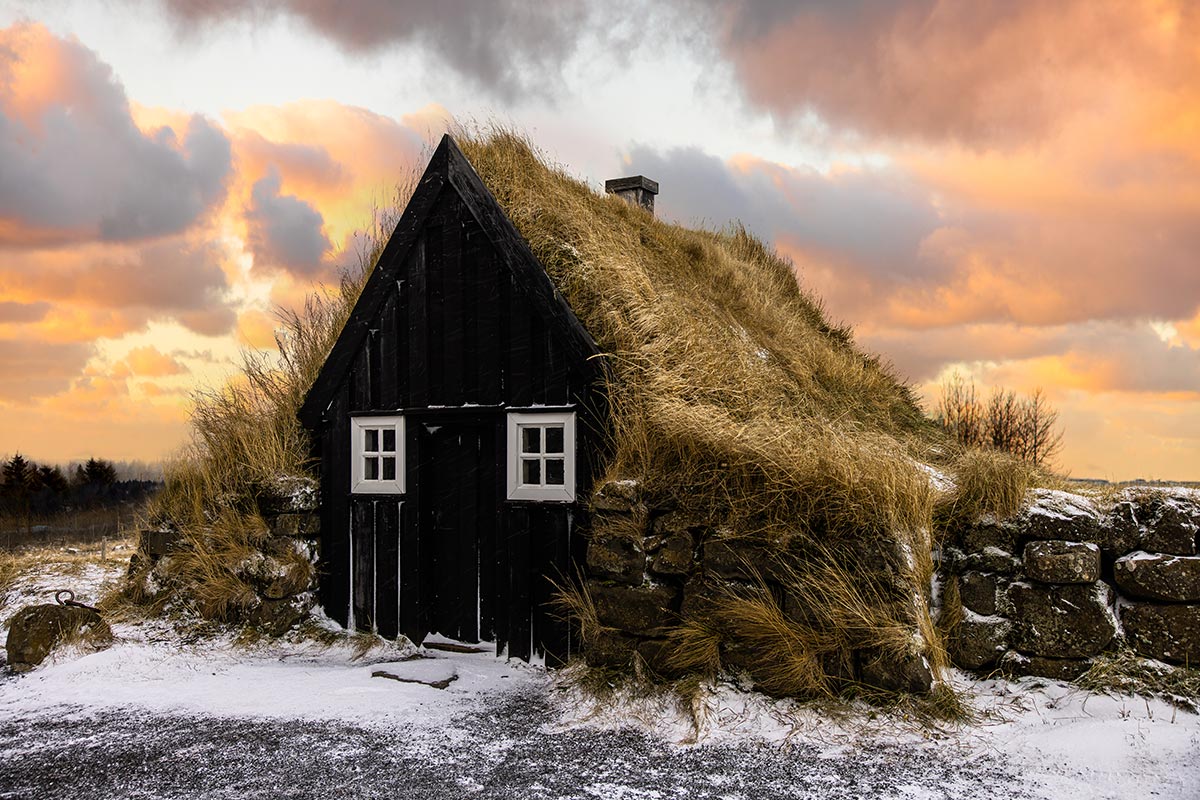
299,136,607,664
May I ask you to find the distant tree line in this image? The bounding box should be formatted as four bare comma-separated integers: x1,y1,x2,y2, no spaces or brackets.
936,375,1063,467
0,454,159,518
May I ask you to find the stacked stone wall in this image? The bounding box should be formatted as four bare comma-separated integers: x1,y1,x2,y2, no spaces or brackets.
133,478,321,635
582,480,934,693
946,488,1200,678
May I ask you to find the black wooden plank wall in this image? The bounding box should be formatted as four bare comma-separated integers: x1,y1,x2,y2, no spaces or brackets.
317,188,600,663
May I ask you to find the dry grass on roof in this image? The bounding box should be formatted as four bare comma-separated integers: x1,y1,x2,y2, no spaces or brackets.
458,129,941,541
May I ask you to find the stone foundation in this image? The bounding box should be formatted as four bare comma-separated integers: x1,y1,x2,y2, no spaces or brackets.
944,487,1200,677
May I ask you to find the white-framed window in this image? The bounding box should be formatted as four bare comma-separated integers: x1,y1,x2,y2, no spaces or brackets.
351,415,405,494
507,412,575,502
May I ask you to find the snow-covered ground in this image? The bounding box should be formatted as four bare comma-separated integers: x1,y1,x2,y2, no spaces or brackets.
1,548,1197,799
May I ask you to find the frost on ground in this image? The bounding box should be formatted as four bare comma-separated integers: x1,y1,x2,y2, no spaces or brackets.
1,550,1198,799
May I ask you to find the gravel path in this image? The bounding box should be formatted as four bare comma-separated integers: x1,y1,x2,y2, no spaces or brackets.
0,684,1035,800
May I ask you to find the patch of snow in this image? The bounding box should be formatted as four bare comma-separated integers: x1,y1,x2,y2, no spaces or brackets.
916,463,955,494
1024,489,1101,521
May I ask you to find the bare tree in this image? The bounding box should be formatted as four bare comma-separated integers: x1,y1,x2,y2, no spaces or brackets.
936,376,1063,467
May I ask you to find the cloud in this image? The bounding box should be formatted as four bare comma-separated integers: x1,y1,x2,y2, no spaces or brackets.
157,0,599,100
0,236,239,340
0,339,93,400
0,23,232,246
245,167,332,277
0,301,49,323
118,345,189,377
702,0,1200,145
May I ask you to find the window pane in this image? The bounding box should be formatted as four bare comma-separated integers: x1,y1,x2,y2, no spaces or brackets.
365,429,379,452
382,428,396,452
544,426,564,454
522,458,541,485
364,457,379,480
522,427,541,454
382,457,396,481
545,458,565,485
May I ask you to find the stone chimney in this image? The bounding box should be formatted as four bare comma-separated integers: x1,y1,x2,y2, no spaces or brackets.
605,176,659,214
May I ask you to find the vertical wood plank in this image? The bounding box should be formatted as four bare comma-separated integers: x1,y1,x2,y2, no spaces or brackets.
321,388,351,628
493,427,511,656
442,206,465,405
378,293,399,409
368,329,381,408
375,499,399,639
352,499,376,632
407,233,428,407
426,217,445,406
507,504,532,662
539,508,571,666
477,250,502,404
477,422,497,642
349,346,371,412
457,427,480,643
508,291,533,407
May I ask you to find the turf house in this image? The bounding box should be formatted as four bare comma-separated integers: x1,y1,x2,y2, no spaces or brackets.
292,133,946,694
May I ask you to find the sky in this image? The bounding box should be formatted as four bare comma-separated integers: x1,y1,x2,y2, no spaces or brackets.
0,1,1196,481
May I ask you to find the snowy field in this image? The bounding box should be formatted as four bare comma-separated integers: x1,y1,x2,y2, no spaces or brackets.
1,549,1197,799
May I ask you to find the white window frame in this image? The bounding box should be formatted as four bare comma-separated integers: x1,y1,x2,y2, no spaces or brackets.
351,415,405,494
506,411,575,502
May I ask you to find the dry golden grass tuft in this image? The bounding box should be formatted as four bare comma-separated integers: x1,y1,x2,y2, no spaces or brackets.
137,181,419,624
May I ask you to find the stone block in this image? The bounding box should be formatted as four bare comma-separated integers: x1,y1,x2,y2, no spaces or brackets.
586,532,645,586
245,595,310,636
704,537,774,581
1138,497,1200,556
1014,489,1102,544
1023,540,1100,584
591,479,641,512
961,547,1022,576
5,604,113,671
1121,603,1200,665
953,612,1010,670
650,533,693,577
859,648,934,694
1000,651,1092,681
589,581,677,635
139,528,180,556
1008,581,1116,658
583,631,638,668
636,638,686,679
1099,501,1141,556
1113,552,1200,602
269,512,320,538
960,519,1016,554
958,571,1002,616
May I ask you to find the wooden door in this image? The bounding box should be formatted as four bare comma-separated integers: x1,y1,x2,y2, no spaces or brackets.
410,420,499,644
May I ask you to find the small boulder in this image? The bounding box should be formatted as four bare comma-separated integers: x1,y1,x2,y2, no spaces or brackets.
269,512,320,538
1113,552,1200,602
1008,581,1116,658
1023,540,1100,584
704,537,774,581
1098,501,1141,557
5,604,113,672
1121,603,1200,664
